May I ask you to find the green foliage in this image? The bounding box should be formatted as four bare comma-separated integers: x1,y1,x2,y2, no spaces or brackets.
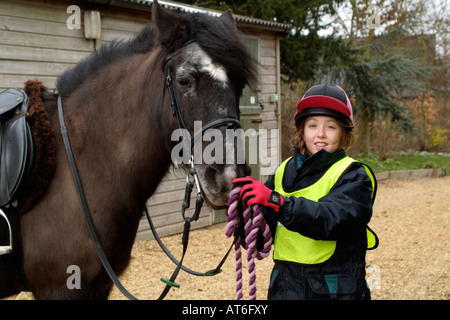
358,152,450,173
180,0,444,157
320,25,432,128
179,0,344,82
428,126,449,151
316,22,434,155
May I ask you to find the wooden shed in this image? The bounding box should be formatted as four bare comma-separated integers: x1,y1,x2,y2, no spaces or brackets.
0,0,290,240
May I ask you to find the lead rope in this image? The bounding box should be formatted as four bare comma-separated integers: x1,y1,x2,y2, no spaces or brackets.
225,185,272,300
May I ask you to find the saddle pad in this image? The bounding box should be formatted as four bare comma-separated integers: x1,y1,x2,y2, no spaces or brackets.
17,80,57,215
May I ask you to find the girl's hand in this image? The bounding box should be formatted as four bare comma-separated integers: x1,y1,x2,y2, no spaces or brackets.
232,176,284,212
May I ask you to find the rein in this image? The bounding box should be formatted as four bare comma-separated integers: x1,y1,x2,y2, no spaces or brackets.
145,156,233,300
56,42,242,300
58,95,230,300
145,155,235,278
58,96,138,300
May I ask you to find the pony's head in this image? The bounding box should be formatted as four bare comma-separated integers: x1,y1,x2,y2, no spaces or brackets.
154,1,256,208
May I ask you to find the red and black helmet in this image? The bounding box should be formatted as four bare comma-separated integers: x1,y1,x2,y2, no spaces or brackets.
294,84,354,128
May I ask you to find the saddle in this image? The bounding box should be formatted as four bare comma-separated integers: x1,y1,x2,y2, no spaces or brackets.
0,88,34,254
0,89,34,207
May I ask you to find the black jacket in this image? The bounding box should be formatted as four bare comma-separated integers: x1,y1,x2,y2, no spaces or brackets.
263,148,376,300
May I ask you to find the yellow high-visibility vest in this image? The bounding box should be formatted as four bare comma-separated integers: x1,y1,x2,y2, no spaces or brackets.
273,156,378,265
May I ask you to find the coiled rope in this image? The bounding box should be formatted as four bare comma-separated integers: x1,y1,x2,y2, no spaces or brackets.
225,185,273,300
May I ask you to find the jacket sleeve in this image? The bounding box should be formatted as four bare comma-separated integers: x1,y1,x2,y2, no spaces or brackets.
262,174,278,239
272,164,374,241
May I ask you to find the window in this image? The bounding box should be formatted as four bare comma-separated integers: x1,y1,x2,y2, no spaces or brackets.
239,36,260,109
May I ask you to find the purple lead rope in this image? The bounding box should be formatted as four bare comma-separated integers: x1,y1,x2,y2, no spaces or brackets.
225,185,273,300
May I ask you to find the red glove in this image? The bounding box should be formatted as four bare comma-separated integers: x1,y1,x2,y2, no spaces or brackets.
232,176,284,212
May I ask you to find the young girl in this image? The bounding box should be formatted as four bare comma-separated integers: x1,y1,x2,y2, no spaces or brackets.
233,84,378,300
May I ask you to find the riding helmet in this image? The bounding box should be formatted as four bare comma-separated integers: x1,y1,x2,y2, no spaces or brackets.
294,84,354,128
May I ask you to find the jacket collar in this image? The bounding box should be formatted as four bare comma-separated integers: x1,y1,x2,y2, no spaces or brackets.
284,147,347,191
301,148,347,172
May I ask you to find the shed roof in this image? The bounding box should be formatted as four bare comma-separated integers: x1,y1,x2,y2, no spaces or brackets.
83,0,292,34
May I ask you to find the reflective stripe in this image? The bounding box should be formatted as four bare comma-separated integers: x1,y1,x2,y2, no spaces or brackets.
366,226,379,250
273,156,378,264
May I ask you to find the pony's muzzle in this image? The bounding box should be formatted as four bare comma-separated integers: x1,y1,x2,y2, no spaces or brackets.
200,163,251,208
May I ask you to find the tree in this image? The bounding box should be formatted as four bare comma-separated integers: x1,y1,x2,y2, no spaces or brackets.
180,0,444,154
335,39,431,155
315,0,434,155
179,0,346,82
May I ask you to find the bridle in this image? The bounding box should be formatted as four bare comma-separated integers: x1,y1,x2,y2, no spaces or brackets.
163,41,241,219
145,43,242,298
164,40,241,148
57,41,241,300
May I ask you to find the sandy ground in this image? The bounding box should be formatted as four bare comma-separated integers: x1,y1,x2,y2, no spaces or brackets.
110,175,450,300
10,175,450,300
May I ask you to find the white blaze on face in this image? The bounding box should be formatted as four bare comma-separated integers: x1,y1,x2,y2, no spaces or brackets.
199,53,228,86
179,44,228,87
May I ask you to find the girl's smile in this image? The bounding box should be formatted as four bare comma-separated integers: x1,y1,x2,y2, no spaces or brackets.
303,116,342,154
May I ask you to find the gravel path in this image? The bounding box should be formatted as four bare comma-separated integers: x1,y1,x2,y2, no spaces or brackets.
109,176,450,300
9,175,449,300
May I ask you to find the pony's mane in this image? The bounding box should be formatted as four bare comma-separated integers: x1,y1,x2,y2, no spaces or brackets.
56,12,256,97
189,13,257,89
56,24,155,97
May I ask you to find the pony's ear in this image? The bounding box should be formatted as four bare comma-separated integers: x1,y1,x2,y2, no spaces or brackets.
152,0,190,52
220,10,235,27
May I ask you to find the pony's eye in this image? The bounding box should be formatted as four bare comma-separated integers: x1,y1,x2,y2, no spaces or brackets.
178,78,190,88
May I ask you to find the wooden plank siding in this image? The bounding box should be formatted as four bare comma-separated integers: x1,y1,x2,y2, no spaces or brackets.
242,30,281,177
0,0,283,240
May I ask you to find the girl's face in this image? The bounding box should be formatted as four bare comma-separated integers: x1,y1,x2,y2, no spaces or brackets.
303,116,342,154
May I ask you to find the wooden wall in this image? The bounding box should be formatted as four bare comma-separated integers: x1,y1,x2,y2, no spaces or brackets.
0,0,282,240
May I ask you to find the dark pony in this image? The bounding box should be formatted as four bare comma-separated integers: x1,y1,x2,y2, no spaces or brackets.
0,1,255,299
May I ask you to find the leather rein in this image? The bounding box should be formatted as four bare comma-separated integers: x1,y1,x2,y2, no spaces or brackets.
57,42,240,300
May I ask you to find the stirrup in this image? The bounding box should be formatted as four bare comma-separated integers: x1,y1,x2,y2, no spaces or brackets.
0,209,13,255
